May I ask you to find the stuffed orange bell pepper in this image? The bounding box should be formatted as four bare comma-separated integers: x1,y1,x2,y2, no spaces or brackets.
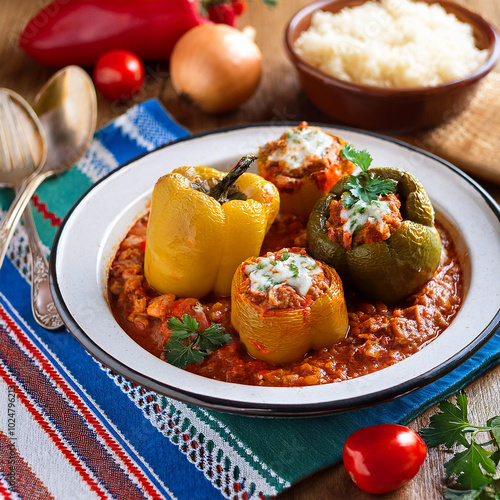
144,155,279,298
257,122,355,216
231,248,349,365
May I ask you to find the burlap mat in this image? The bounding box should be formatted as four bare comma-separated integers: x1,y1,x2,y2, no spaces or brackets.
400,72,500,185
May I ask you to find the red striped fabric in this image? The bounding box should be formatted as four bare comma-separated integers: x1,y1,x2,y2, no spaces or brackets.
0,305,163,499
0,431,53,499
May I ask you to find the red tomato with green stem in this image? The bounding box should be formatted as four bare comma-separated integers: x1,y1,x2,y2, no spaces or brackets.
93,50,145,101
343,424,427,494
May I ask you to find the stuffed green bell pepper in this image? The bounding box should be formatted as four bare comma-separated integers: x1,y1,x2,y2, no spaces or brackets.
307,145,441,304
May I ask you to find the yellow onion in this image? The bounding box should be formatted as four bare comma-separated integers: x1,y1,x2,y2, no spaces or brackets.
170,24,262,114
231,256,349,365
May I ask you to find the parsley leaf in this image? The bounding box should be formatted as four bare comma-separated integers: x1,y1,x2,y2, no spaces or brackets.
340,145,397,210
196,323,231,352
487,416,500,447
341,192,357,209
164,314,230,369
443,487,487,499
168,315,198,339
420,392,471,448
445,442,496,490
420,391,500,498
342,143,372,171
164,341,207,368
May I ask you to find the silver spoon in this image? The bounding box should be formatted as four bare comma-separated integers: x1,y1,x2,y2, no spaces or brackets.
0,90,47,262
1,67,97,329
30,66,97,329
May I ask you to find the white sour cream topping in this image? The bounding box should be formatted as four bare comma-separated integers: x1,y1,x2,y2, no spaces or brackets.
341,200,391,235
267,127,334,170
245,253,323,296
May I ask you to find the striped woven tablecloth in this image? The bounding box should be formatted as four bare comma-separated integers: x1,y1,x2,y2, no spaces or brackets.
1,99,499,499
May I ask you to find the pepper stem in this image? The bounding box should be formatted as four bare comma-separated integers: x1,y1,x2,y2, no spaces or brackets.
208,154,257,202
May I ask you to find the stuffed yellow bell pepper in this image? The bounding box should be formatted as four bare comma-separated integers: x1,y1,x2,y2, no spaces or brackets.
144,155,279,298
231,248,349,365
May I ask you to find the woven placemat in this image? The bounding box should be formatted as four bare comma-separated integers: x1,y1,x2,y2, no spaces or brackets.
400,72,500,184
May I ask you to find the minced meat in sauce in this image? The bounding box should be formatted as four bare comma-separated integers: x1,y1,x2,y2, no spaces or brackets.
327,193,403,249
108,213,463,387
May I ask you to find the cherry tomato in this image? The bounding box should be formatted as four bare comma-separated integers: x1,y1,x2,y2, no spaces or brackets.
231,1,247,16
207,4,237,26
343,424,427,494
93,50,145,101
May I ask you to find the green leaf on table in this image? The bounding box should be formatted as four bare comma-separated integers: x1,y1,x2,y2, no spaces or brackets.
489,449,500,467
444,487,482,500
420,392,471,448
487,416,500,446
445,441,496,490
456,391,469,417
421,392,500,498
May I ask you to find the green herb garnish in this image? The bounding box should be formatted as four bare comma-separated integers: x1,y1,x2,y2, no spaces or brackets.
341,144,397,209
288,262,299,278
164,314,230,369
420,391,500,497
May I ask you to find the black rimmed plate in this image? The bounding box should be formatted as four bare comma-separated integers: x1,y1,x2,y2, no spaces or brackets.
50,124,500,416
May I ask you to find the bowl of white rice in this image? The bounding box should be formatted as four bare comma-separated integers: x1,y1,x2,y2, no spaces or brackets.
285,0,499,132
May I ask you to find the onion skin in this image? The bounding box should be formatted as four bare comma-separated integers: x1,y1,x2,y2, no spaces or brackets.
170,24,262,114
231,260,349,365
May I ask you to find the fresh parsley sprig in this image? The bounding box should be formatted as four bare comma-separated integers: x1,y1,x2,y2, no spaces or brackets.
341,144,397,209
164,314,231,369
419,391,500,498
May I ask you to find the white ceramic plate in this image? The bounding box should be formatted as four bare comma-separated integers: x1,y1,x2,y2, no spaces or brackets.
50,124,500,416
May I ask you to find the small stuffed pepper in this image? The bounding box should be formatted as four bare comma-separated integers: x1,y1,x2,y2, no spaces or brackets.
231,248,349,365
257,122,355,216
307,145,442,304
145,156,279,298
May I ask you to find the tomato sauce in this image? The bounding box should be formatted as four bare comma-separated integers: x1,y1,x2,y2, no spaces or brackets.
108,214,463,387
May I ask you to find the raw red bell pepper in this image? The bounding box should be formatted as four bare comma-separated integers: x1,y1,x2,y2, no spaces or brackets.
19,0,209,67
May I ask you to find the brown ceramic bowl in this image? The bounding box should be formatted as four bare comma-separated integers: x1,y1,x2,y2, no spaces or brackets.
285,0,500,133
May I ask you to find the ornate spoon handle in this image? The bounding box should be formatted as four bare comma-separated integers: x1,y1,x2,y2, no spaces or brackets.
0,170,48,269
23,204,63,330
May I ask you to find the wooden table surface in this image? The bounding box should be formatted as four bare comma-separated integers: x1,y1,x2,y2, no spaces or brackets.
1,1,499,499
